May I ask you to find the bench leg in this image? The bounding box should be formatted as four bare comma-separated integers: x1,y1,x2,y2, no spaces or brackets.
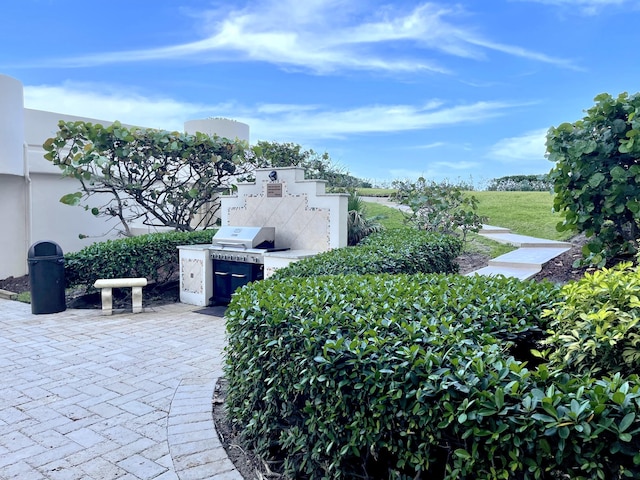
132,286,143,313
100,287,113,315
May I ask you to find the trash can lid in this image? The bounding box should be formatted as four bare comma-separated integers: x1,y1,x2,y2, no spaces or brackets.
28,240,64,258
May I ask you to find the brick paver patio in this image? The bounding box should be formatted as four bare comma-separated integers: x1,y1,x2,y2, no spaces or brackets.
0,299,241,479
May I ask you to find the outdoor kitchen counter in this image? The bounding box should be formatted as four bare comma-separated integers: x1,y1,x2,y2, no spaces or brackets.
263,249,319,278
177,245,322,305
178,244,215,306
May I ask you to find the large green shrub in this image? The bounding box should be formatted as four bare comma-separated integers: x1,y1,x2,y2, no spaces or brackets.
271,229,462,279
546,92,640,267
64,230,214,289
44,121,252,234
391,178,485,241
221,274,640,479
543,262,640,377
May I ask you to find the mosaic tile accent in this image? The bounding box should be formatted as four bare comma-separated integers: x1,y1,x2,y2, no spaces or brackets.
228,193,331,251
222,167,347,250
180,258,203,294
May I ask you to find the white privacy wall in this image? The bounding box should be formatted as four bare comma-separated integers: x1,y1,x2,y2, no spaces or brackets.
0,74,250,279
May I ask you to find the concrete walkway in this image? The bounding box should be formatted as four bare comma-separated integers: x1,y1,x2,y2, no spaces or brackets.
0,299,241,480
470,225,572,280
361,197,572,280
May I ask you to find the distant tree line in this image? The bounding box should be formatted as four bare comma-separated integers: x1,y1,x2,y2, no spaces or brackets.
485,174,552,192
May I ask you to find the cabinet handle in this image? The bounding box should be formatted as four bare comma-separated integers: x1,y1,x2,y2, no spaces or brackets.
231,273,247,278
214,271,229,276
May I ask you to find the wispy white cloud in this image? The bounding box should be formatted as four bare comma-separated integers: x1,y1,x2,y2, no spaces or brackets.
433,160,479,170
23,82,211,131
23,82,518,142
414,142,447,149
242,100,516,141
488,128,549,162
513,0,631,15
22,1,575,73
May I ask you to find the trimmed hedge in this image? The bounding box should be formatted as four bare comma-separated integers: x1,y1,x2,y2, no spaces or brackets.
219,274,640,479
64,230,215,289
271,229,462,279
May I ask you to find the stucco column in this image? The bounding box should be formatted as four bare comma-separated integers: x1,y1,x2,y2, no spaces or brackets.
0,74,25,176
0,74,28,278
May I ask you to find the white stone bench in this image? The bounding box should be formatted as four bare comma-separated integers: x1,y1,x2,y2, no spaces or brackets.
93,278,148,315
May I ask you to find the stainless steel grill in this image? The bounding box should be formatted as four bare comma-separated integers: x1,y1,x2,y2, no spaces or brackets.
211,226,275,251
210,226,276,264
209,226,286,304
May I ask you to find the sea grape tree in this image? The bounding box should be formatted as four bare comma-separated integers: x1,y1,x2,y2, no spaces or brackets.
546,92,640,266
391,177,485,241
43,121,255,235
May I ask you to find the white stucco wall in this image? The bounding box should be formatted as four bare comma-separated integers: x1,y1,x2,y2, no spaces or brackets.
0,73,250,279
0,176,28,277
184,118,250,142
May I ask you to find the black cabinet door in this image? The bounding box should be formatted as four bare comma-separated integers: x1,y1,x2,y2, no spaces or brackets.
213,260,263,304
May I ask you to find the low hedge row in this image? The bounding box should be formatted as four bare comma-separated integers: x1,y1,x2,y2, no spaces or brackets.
221,274,640,479
271,229,462,279
64,230,215,289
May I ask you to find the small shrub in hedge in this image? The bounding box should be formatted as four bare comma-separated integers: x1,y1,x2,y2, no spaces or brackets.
271,229,462,279
64,230,215,289
223,274,640,479
543,262,640,377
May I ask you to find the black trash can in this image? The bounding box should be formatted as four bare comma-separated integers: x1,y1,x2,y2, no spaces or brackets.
28,241,66,314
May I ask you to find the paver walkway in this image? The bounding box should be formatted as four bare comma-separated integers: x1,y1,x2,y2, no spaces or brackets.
0,212,573,479
0,299,241,480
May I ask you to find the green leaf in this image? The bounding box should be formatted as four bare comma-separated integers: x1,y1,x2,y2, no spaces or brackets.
495,387,505,410
588,172,605,188
619,433,632,442
627,200,640,214
613,391,626,405
611,166,627,181
454,449,472,460
59,192,82,206
619,412,635,433
612,118,628,134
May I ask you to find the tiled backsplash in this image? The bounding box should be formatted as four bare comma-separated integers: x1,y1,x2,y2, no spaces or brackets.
221,167,348,251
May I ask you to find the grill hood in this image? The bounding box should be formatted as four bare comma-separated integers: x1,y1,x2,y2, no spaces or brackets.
212,226,275,249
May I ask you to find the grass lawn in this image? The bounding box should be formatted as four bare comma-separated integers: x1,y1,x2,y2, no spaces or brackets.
471,191,571,241
363,190,572,258
355,187,397,197
362,201,406,230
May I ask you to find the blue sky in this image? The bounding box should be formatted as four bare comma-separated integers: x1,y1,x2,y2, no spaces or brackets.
1,0,639,186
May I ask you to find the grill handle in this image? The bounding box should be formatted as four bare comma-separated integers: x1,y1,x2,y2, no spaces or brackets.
213,242,248,250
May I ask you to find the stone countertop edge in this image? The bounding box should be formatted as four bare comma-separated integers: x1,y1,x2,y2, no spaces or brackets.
263,249,320,259
177,244,212,250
